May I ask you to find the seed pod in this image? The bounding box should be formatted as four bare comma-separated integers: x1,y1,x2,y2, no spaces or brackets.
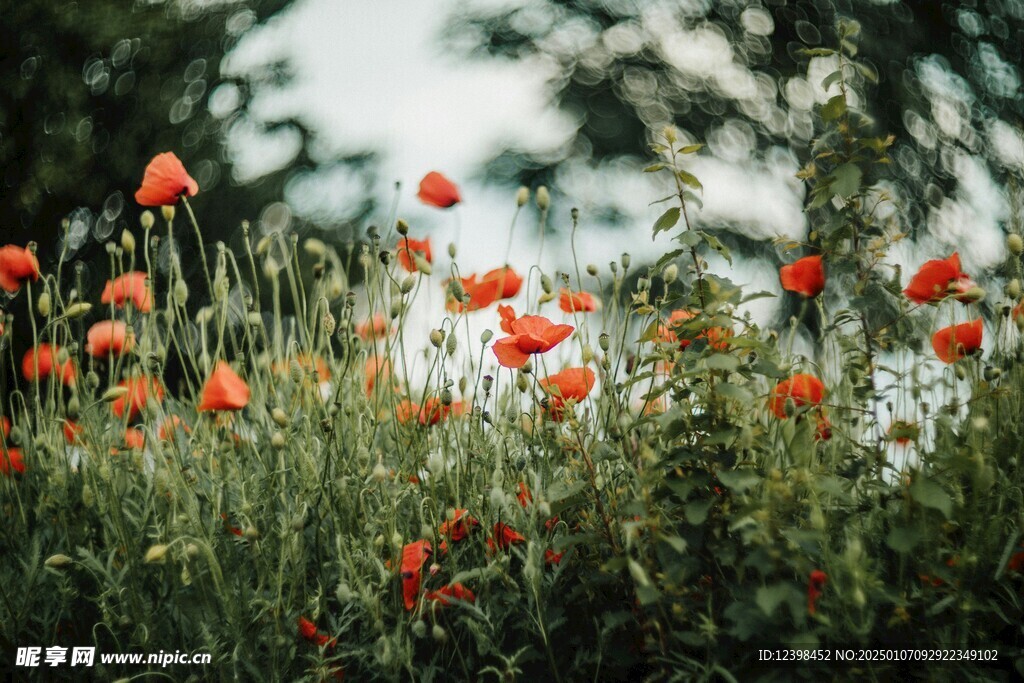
621,253,631,269
482,375,493,393
441,388,453,406
429,329,444,348
480,329,493,344
599,332,610,352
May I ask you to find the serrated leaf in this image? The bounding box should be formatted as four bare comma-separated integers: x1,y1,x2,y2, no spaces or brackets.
677,170,703,191
652,207,681,239
830,163,862,199
910,477,953,519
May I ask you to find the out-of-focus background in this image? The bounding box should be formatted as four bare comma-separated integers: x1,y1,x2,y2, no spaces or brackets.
2,0,1023,328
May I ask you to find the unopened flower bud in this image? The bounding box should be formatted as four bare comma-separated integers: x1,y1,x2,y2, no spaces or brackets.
960,286,985,303
323,312,336,337
1007,279,1022,299
480,329,493,344
144,544,169,563
445,333,457,356
389,299,403,319
432,624,446,642
45,554,74,568
536,186,550,211
521,359,533,375
396,219,409,236
637,277,650,293
243,526,260,541
121,229,136,253
86,371,100,390
663,125,678,144
174,279,188,306
663,263,679,284
65,302,92,319
372,463,387,482
161,205,176,222
37,292,51,317
429,329,444,348
586,264,598,277
984,366,1001,382
412,620,427,638
540,274,553,294
599,332,610,352
1009,233,1024,256
582,343,594,364
516,186,530,207
272,407,289,427
955,365,967,381
400,275,416,294
621,253,631,269
413,255,432,274
271,431,286,450
303,238,327,258
517,373,529,393
140,211,155,230
102,386,129,402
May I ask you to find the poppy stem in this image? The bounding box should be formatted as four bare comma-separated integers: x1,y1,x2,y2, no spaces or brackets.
180,196,216,308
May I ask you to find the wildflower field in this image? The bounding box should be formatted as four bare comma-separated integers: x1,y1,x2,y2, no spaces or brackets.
3,24,1024,683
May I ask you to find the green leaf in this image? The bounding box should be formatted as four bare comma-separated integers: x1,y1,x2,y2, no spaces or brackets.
714,382,753,404
638,319,661,343
701,354,740,373
756,583,797,617
716,468,761,493
685,499,714,525
830,163,862,199
659,534,687,554
798,47,836,58
821,70,843,91
676,230,701,247
820,95,847,122
854,61,878,83
910,477,953,519
679,143,704,154
652,207,681,239
677,170,703,191
886,526,921,554
698,231,731,265
643,163,667,173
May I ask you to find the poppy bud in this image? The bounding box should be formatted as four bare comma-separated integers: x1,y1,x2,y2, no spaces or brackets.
400,275,415,294
783,397,796,417
955,365,967,381
441,388,453,406
323,312,336,337
960,286,985,303
541,275,553,294
37,291,51,317
432,625,446,643
429,329,444,348
445,333,456,356
378,250,392,267
1009,233,1024,256
459,376,467,394
414,255,432,274
663,263,678,284
45,553,74,568
105,241,117,255
394,218,410,237
67,396,81,420
412,620,427,638
480,329,493,344
65,302,92,319
621,253,631,269
372,463,387,482
538,291,556,304
517,373,529,393
482,375,493,393
536,186,550,211
86,371,100,390
174,279,188,306
571,207,579,221
140,211,155,230
121,229,136,253
521,359,532,375
346,291,357,308
1006,279,1021,299
389,300,403,320
516,186,530,207
161,205,176,222
587,264,598,276
271,431,286,450
984,366,1001,382
102,386,129,402
144,544,169,563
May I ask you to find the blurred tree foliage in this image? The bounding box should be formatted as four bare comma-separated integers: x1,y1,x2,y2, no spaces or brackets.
443,0,1024,243
0,0,373,260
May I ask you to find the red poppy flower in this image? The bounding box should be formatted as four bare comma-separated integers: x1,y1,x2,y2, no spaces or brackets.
221,513,244,537
488,522,526,552
63,420,84,445
101,272,153,313
815,411,833,441
887,420,919,445
807,570,827,615
419,397,451,426
400,540,432,610
396,237,432,273
498,304,517,335
365,355,390,394
297,616,336,648
482,266,523,299
1,416,10,442
394,399,420,424
0,448,25,476
1008,550,1024,574
932,318,983,363
356,314,392,341
516,481,533,508
22,344,75,385
559,289,598,313
0,245,40,293
446,274,501,313
271,354,331,382
417,171,461,208
779,255,825,298
492,315,574,369
134,152,199,206
86,320,133,358
539,367,595,421
903,253,975,305
544,549,564,566
158,416,190,442
123,428,145,450
769,374,825,419
425,583,476,607
439,509,478,542
198,362,251,411
111,376,164,420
